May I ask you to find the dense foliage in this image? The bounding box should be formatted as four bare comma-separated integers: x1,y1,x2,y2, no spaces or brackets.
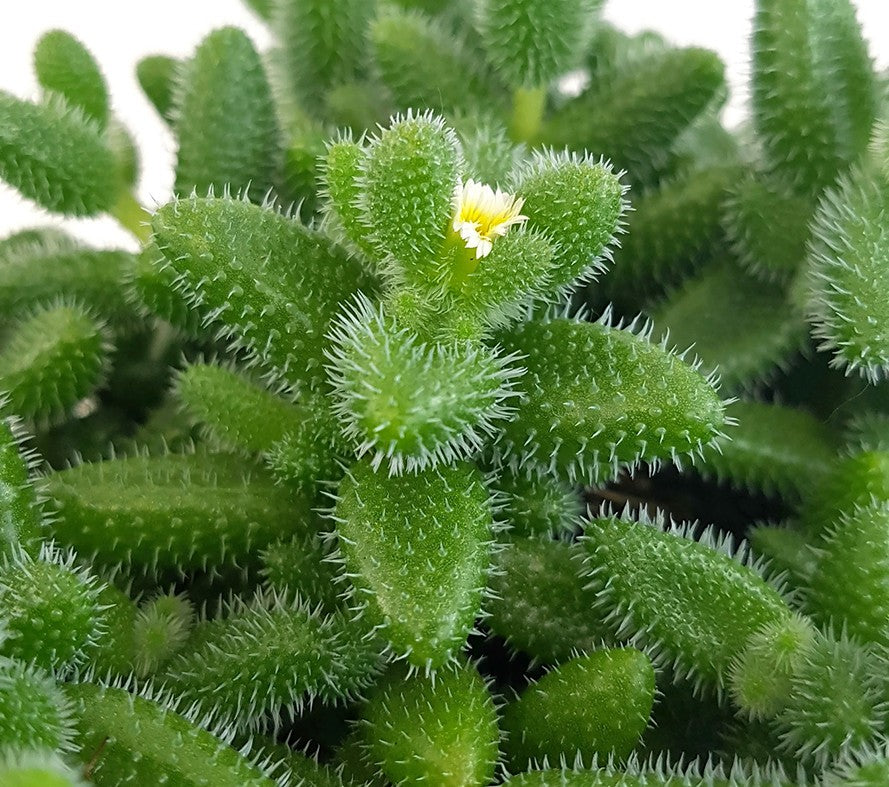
1,0,889,784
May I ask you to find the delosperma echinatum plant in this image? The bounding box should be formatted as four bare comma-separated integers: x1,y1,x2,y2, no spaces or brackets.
4,0,889,783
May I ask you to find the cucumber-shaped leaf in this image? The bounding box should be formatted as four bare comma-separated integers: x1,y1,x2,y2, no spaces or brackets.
43,451,313,578
174,27,280,202
495,315,726,483
501,648,655,768
150,195,374,392
160,593,383,731
0,303,110,425
333,459,493,667
33,30,108,127
752,0,876,196
65,682,276,786
0,92,116,216
581,512,792,692
361,661,499,786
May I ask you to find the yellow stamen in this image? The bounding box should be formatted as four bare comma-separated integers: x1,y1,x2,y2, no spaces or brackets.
451,179,528,260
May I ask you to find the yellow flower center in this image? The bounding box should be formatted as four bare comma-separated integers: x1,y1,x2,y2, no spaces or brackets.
451,179,528,260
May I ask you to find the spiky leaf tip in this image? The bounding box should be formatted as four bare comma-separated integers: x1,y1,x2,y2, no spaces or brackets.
510,149,626,289
150,195,374,392
807,164,889,382
358,110,461,287
492,468,581,538
805,502,889,647
33,30,108,127
65,682,276,785
775,631,888,766
474,0,602,88
326,294,522,474
132,593,194,678
321,135,377,258
486,536,614,664
173,27,280,202
722,173,813,283
728,613,816,720
160,592,383,732
0,544,104,673
495,315,726,484
501,648,655,769
0,303,110,425
260,532,343,612
752,0,876,196
0,657,74,752
43,451,314,578
333,459,493,667
697,400,838,500
361,661,499,787
0,91,116,216
581,511,792,693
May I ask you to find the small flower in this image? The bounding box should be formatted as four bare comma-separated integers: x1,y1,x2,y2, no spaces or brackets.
451,179,528,259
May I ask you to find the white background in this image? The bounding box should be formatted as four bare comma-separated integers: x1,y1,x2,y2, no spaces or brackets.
1,0,887,247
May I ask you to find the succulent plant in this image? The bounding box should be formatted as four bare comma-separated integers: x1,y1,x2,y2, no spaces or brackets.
0,0,888,783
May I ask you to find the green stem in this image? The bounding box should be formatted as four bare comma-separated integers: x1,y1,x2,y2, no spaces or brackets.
111,189,152,243
444,230,479,290
509,85,546,144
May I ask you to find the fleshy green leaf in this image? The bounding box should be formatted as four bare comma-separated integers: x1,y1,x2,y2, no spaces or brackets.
0,92,116,216
33,30,108,127
496,315,726,483
150,195,374,392
361,661,499,787
43,451,314,578
501,648,655,768
581,512,792,692
752,0,877,196
334,459,493,667
486,537,613,664
173,27,280,202
65,682,276,785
